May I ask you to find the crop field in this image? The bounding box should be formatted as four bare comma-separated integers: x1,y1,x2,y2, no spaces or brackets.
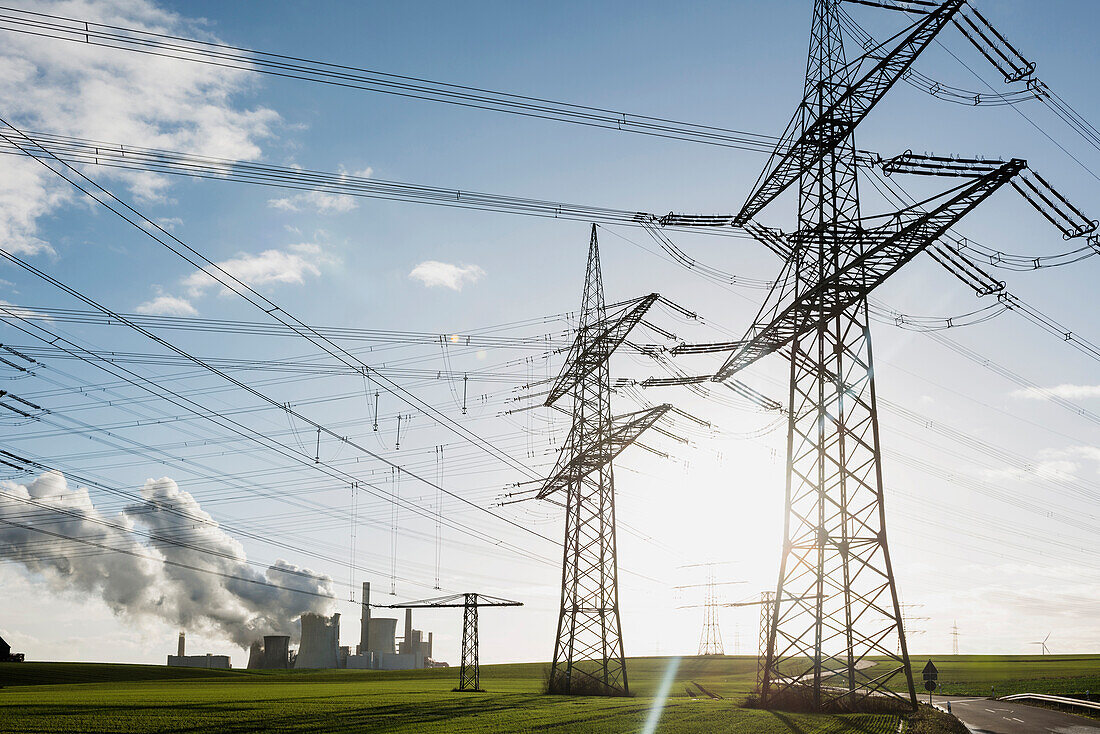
0,655,1095,733
887,654,1100,696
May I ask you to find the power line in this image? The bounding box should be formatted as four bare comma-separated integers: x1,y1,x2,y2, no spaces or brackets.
0,7,788,153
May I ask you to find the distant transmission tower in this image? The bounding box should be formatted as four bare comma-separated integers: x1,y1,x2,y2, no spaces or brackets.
952,621,960,656
541,225,669,696
698,567,725,656
757,592,773,686
387,593,522,692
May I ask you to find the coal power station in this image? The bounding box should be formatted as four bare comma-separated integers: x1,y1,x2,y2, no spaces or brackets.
174,582,442,671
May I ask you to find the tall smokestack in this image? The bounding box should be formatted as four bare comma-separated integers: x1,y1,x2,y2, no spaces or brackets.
359,582,371,655
404,608,413,652
177,631,185,657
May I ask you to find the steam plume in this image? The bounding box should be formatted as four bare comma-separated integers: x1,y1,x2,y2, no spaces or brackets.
0,471,334,647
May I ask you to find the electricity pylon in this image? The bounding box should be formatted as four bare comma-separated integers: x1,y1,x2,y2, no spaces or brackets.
757,592,774,687
952,621,960,656
697,568,724,656
710,0,1092,711
721,591,776,688
541,225,669,696
387,593,522,692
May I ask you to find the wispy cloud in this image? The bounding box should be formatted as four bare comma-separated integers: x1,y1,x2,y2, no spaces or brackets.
0,300,51,321
266,167,371,214
409,261,485,291
183,243,332,297
267,190,358,214
135,292,197,317
980,458,1079,483
0,0,279,257
1011,384,1100,400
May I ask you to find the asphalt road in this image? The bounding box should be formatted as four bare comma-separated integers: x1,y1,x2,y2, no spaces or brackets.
935,695,1100,734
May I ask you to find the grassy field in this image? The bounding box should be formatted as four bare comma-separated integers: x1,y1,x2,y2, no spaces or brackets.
0,655,1094,733
882,654,1100,696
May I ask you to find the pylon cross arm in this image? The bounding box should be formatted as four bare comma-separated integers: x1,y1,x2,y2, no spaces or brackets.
716,159,1024,380
733,0,964,226
537,404,671,499
545,293,659,406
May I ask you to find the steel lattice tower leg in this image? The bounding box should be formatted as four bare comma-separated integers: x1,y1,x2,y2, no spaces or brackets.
698,568,724,656
761,0,917,711
548,226,628,696
457,593,481,691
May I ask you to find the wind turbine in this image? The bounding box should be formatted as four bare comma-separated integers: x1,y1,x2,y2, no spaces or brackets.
1029,632,1052,655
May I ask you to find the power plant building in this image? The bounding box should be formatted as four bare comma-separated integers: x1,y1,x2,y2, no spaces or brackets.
343,582,436,670
167,632,231,669
235,581,442,672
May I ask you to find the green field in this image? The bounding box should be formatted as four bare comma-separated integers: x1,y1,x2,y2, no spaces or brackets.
0,655,1094,733
890,654,1100,696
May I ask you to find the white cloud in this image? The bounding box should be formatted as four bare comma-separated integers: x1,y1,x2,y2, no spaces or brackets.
0,299,52,321
267,189,357,214
1011,384,1100,400
409,260,485,291
0,0,280,256
183,243,332,297
1039,445,1100,466
980,458,1079,483
135,292,197,316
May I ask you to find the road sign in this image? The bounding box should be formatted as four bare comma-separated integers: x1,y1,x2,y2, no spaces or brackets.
924,679,937,692
922,660,938,681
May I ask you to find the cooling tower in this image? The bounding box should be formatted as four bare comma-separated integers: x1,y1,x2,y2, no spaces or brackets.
367,617,398,654
246,641,263,669
295,612,340,669
262,635,290,669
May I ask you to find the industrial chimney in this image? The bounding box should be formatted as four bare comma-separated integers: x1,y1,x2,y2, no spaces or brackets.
358,582,371,656
177,631,185,657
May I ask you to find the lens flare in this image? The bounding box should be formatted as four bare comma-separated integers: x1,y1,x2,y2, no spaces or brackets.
641,655,682,734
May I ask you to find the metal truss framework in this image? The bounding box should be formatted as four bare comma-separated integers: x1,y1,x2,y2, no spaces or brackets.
726,0,994,711
757,591,775,688
698,569,725,656
710,0,1090,711
386,593,522,693
543,225,666,696
460,596,480,691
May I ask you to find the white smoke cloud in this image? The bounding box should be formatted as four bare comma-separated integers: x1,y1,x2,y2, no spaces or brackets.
0,472,334,647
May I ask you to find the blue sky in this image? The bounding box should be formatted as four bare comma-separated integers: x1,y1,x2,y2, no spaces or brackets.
1,0,1098,666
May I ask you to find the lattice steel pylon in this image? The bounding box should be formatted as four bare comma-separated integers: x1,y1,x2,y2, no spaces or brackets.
703,5,1086,708
387,593,522,693
757,591,774,688
459,595,480,691
716,0,1023,712
698,568,724,656
541,225,668,696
